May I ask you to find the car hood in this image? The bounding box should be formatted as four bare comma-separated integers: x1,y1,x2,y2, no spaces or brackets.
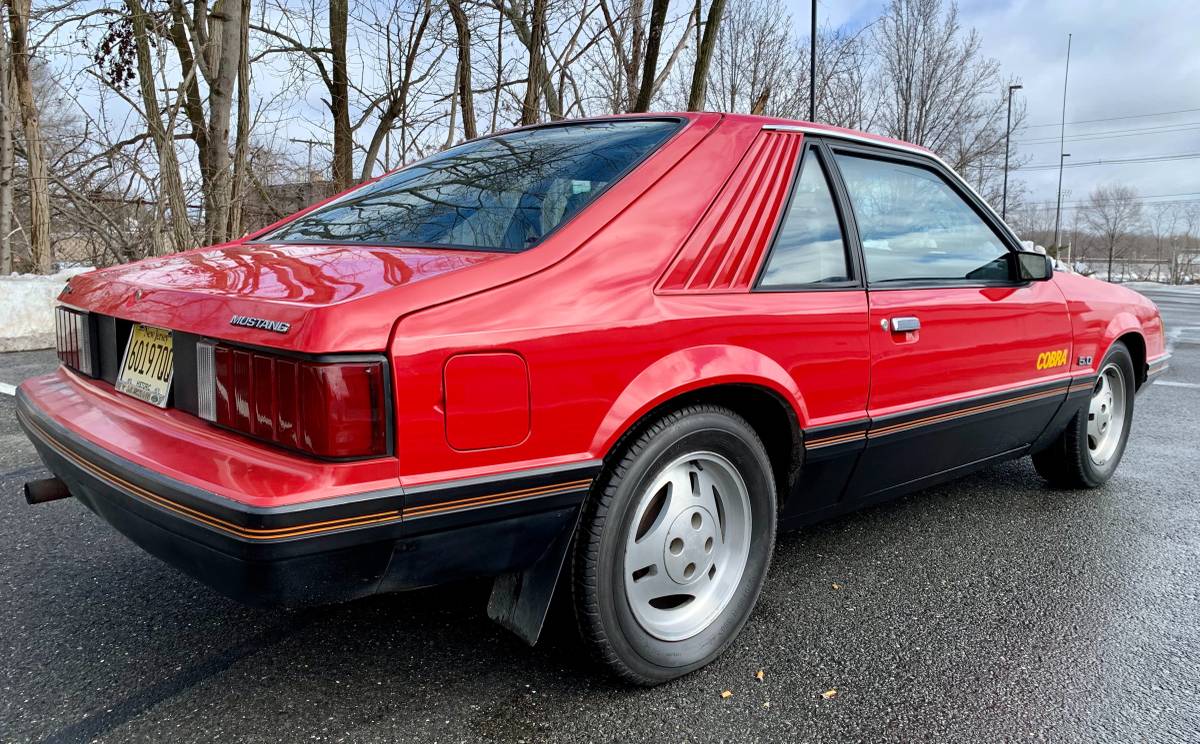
61,242,508,352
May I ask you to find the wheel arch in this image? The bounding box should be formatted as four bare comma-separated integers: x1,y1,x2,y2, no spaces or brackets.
1100,313,1147,388
590,346,805,507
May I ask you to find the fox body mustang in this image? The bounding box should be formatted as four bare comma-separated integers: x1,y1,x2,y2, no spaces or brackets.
18,113,1167,684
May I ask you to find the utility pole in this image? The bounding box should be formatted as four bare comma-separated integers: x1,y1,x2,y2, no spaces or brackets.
289,137,330,202
1052,33,1072,252
808,0,817,121
1001,84,1022,220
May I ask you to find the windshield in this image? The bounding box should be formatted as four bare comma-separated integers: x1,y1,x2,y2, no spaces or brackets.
259,119,681,252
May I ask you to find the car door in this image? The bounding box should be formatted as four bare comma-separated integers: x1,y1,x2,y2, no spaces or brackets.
749,137,871,522
828,144,1073,502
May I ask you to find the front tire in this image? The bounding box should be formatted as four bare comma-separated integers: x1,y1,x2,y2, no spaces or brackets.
572,405,777,685
1033,342,1136,488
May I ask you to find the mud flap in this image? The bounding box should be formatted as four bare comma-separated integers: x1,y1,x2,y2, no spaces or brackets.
486,506,581,645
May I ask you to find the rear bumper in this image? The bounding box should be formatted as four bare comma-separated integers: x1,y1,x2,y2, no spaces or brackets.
16,386,597,607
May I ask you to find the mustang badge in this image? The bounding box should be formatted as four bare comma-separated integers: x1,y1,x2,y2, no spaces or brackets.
230,315,291,334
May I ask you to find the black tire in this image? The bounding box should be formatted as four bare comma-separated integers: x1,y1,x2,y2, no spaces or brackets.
572,405,777,686
1032,341,1136,488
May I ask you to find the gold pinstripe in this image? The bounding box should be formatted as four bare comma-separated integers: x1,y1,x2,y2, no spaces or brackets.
804,383,1071,449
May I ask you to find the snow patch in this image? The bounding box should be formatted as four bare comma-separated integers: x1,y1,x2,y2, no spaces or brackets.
0,267,95,351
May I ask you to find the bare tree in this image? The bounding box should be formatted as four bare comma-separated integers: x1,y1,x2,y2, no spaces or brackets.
124,0,192,254
329,0,351,188
520,0,547,124
447,0,477,139
1147,202,1180,282
0,9,12,273
873,0,1022,200
687,0,727,110
632,0,669,111
7,0,49,271
358,0,438,178
1083,184,1142,282
252,0,353,191
21,0,1056,275
229,0,252,237
704,0,801,116
812,27,878,130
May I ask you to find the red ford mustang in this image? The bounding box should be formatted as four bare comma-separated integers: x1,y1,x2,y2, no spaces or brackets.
18,113,1168,684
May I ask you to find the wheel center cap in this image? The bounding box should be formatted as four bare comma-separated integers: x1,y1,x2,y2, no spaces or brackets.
663,506,718,584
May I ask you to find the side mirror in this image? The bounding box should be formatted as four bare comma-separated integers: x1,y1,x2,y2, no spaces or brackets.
1010,251,1053,282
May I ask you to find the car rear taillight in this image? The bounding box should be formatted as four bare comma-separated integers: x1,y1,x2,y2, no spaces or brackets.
196,341,388,459
55,306,95,376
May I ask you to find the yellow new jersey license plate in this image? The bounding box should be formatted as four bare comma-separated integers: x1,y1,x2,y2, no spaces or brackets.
116,324,174,407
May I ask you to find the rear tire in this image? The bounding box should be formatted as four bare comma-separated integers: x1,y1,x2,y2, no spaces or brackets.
572,405,777,685
1032,342,1136,488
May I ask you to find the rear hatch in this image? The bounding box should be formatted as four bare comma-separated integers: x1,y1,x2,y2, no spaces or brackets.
56,242,506,431
63,241,505,348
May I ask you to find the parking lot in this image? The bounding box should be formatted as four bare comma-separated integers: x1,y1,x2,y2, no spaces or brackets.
2,285,1198,743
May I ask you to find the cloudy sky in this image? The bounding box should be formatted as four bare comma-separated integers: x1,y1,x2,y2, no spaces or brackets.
790,0,1200,217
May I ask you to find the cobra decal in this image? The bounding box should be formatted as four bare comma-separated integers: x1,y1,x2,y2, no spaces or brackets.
1036,349,1068,370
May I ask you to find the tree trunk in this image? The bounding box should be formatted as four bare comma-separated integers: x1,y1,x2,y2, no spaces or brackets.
228,0,251,237
623,0,645,110
444,61,459,150
329,0,352,190
521,0,546,125
7,0,49,272
633,0,669,112
447,0,477,139
750,86,771,115
126,0,192,254
167,0,208,168
491,3,502,132
0,15,12,274
202,0,245,245
502,0,560,121
687,0,727,111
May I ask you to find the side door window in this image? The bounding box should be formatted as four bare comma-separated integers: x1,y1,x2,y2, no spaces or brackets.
833,154,1010,285
758,147,854,288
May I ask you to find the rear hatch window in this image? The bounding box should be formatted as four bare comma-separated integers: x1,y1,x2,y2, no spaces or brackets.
257,119,682,252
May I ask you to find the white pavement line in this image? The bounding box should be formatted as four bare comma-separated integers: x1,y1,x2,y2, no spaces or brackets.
0,382,15,396
1156,380,1200,390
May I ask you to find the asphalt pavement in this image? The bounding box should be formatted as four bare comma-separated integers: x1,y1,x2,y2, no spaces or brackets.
2,287,1198,743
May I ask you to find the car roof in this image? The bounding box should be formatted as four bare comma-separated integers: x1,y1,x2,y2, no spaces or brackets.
510,111,931,156
693,112,932,154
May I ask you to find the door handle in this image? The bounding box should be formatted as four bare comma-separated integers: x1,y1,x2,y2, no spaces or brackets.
889,316,921,332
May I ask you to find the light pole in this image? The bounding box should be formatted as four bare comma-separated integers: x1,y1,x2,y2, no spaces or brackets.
1052,33,1072,252
1001,84,1022,220
809,0,817,121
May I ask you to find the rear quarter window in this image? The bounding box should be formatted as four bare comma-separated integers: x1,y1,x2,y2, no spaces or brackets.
260,120,681,252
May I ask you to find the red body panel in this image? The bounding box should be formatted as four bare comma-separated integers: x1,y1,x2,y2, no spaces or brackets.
21,112,1167,515
865,282,1074,417
1051,271,1166,369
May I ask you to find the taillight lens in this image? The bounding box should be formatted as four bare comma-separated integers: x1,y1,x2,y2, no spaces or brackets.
55,306,95,376
196,341,388,458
